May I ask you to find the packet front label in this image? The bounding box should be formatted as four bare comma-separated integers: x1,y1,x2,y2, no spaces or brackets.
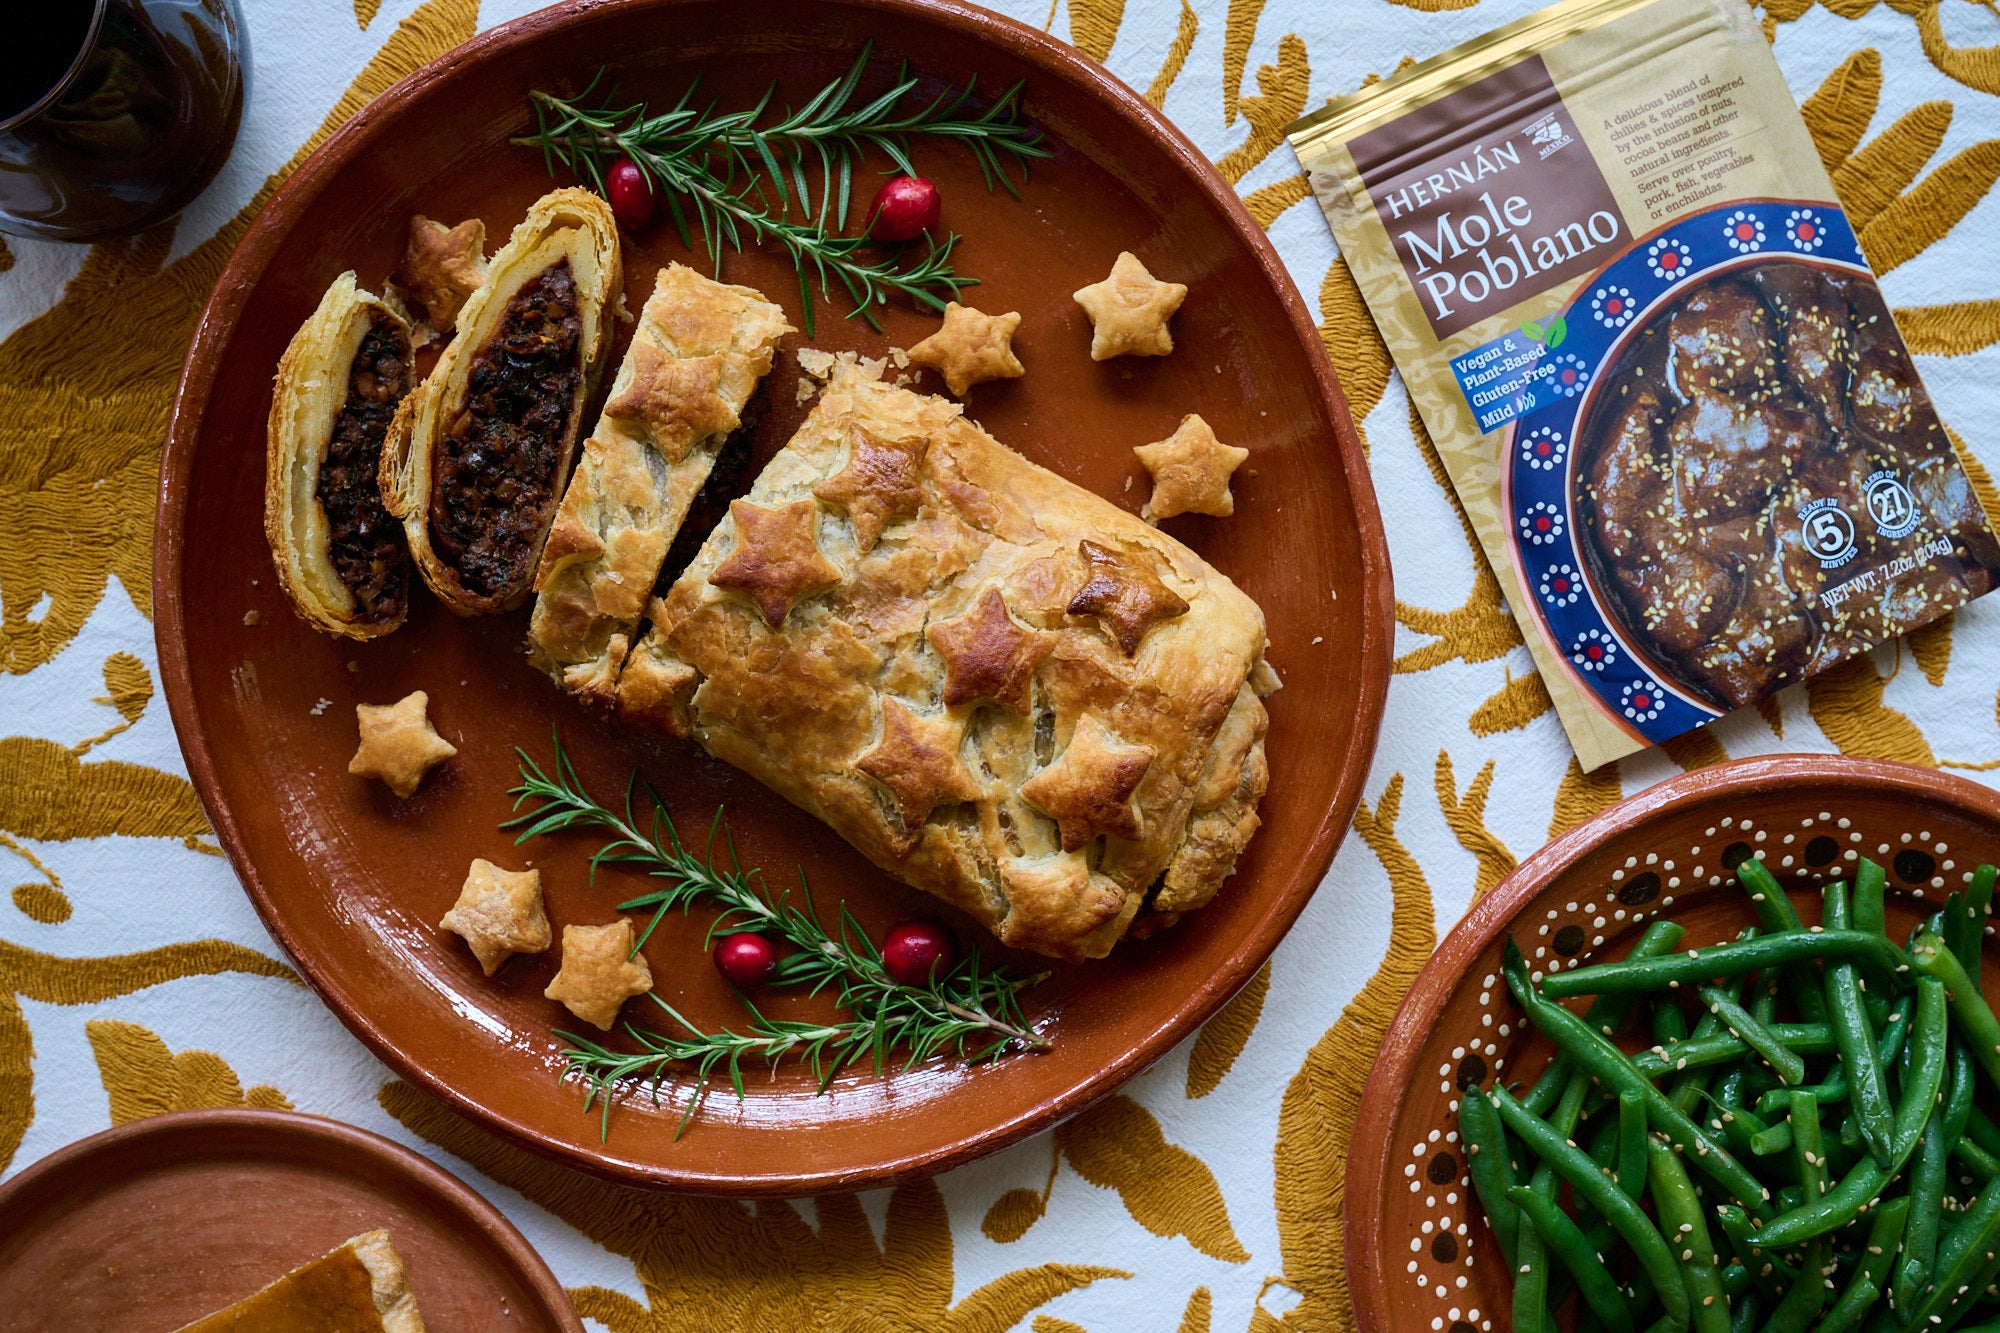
1351,55,1624,339
1290,0,2000,770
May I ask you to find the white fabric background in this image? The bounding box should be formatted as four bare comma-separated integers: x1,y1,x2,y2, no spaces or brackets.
3,1,1999,1328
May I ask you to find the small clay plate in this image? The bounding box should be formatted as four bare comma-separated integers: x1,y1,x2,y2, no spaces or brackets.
0,1108,579,1332
154,0,1392,1192
1345,754,2000,1333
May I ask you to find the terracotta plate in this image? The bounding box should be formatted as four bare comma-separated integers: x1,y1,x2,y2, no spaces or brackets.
0,1108,578,1331
155,0,1392,1192
1345,754,2000,1333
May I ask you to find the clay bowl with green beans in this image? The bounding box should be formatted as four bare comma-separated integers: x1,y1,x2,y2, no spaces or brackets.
1346,754,2000,1333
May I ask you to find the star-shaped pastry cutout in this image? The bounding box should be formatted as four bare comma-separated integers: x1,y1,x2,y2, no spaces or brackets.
906,302,1025,396
348,690,457,798
440,859,550,976
926,588,1050,713
1020,715,1154,851
709,498,843,627
1135,414,1249,520
1073,251,1187,361
854,699,982,831
394,215,487,332
543,919,654,1031
812,426,931,553
1066,541,1191,655
604,346,738,463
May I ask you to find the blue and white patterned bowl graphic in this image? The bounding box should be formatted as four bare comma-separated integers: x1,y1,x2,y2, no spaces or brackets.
1503,199,1871,742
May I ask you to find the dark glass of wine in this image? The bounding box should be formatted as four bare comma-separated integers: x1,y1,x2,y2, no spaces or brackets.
0,0,247,242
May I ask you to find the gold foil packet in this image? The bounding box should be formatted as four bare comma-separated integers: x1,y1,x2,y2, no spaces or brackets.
1289,0,2000,769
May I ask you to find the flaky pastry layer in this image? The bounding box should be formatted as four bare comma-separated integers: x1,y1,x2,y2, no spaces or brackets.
616,363,1271,961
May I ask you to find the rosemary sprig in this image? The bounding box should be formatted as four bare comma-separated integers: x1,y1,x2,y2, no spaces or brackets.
516,43,1048,334
507,737,1049,1137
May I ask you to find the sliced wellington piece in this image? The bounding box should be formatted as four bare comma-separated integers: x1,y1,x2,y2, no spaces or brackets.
615,361,1273,962
527,263,791,700
264,271,415,640
173,1229,426,1332
381,187,622,615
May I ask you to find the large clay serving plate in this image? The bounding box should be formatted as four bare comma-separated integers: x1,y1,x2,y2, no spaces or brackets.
0,1108,579,1331
1346,754,2000,1333
155,0,1391,1193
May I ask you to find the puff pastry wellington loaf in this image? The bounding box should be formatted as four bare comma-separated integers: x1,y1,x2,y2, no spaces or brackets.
264,272,415,639
381,188,622,615
528,263,791,698
616,362,1273,961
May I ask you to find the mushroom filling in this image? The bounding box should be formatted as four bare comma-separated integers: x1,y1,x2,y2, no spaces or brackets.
430,258,582,599
1578,260,1999,709
316,314,411,622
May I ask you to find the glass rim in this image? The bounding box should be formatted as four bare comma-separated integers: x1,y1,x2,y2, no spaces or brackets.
0,0,114,135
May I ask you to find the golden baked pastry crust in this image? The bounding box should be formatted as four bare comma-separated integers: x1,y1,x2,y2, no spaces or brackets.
616,362,1270,961
381,188,621,615
264,272,413,640
349,690,456,799
174,1229,426,1332
544,920,654,1030
906,301,1024,396
1135,413,1249,521
393,215,487,334
439,859,549,975
529,264,790,697
1073,251,1187,360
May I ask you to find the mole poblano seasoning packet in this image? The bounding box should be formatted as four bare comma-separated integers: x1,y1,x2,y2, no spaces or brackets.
1288,0,2000,770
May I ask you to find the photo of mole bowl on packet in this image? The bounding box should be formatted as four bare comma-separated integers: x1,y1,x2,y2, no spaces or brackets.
1288,0,2000,771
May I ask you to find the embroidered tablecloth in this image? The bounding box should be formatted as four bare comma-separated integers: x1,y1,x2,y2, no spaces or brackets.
5,0,1999,1328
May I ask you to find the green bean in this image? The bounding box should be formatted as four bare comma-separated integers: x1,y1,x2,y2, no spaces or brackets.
1538,930,1912,1000
1634,1027,1833,1081
1722,1264,1750,1299
1750,993,1914,1117
1958,1138,2000,1183
1947,864,1997,976
1912,936,2000,1098
1730,1293,1760,1333
1735,858,1829,1023
1715,1203,1797,1303
1824,882,1896,1168
1504,943,1771,1213
1648,1135,1729,1333
1700,985,1808,1084
1515,1073,1590,1333
1488,1084,1692,1330
1508,1185,1637,1333
1752,977,1948,1246
1759,1239,1827,1333
1457,1087,1521,1265
1852,864,1893,1026
1750,1118,1794,1157
1790,1091,1827,1201
1941,1161,2000,1284
1655,994,1692,1045
1900,1111,1954,1310
1907,1176,2000,1333
1524,919,1687,1115
1617,1090,1649,1202
1968,1107,2000,1158
1817,1196,1906,1333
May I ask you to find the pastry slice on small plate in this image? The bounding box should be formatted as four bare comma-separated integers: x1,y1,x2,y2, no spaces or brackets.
174,1228,425,1332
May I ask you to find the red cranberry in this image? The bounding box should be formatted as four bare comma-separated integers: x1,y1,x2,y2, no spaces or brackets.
606,157,656,232
867,175,941,243
882,921,955,986
713,932,776,988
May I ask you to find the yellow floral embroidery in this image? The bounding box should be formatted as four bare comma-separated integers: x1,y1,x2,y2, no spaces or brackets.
379,1079,1126,1331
